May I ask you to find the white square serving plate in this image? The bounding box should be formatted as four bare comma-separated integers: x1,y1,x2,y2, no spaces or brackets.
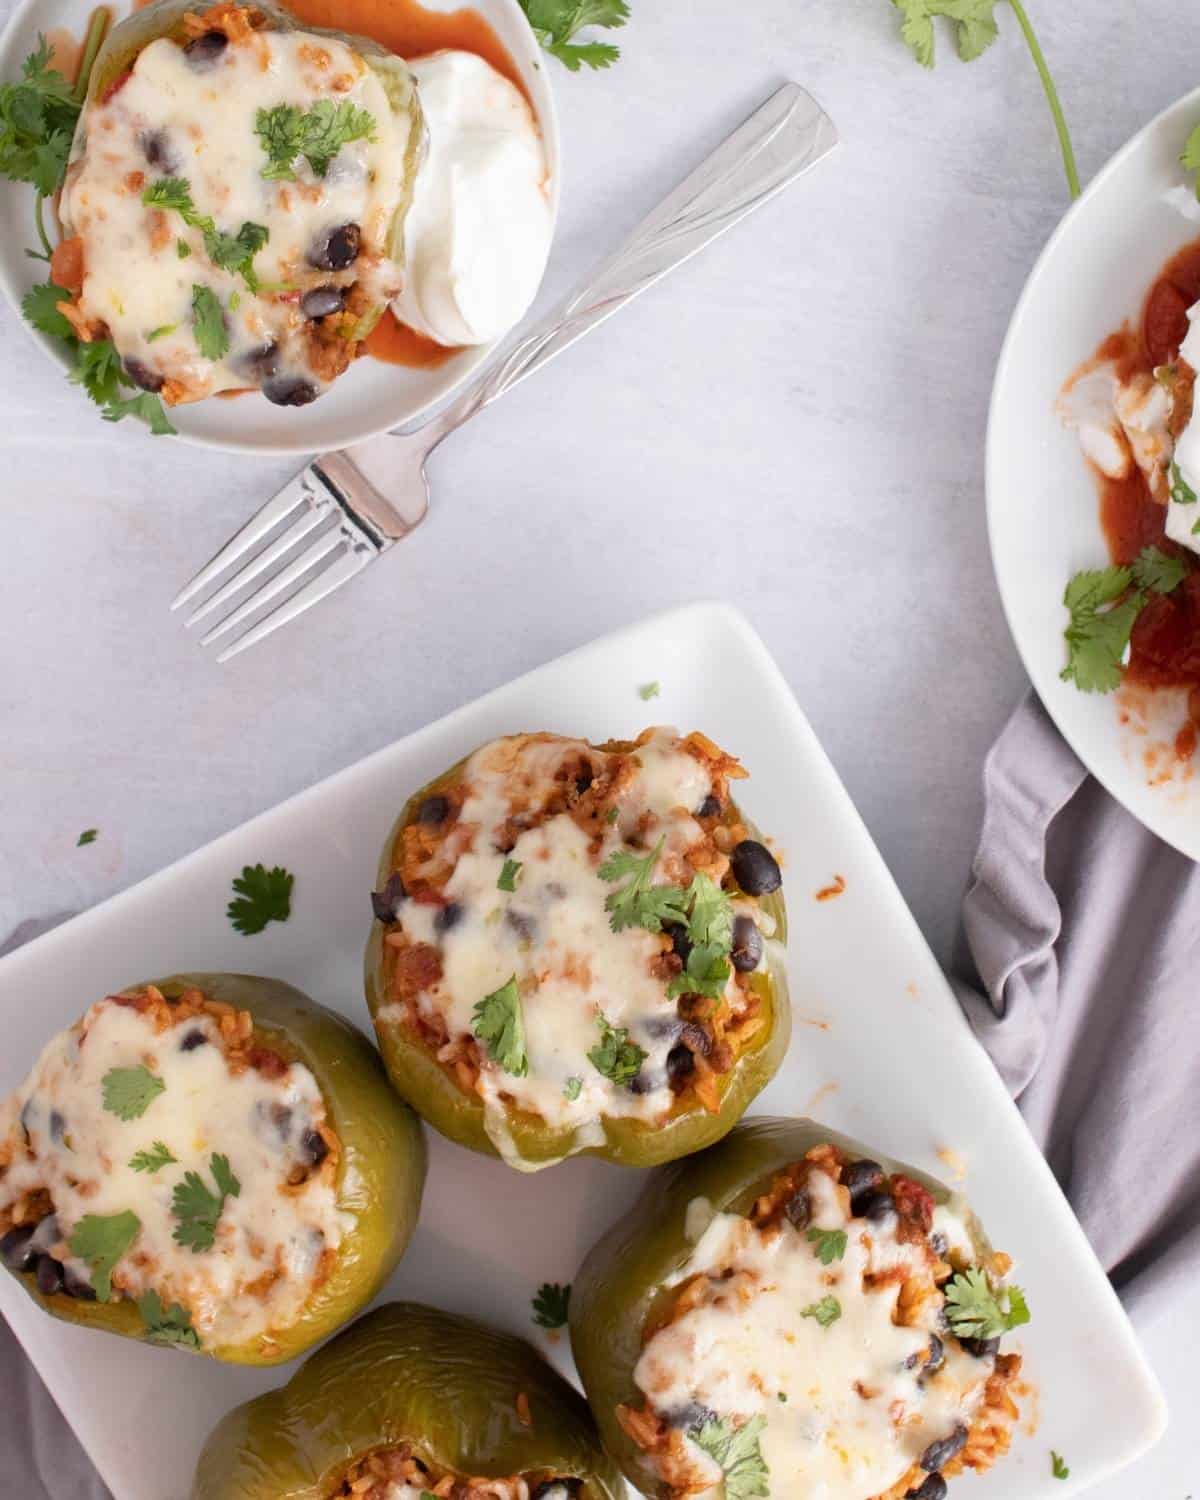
0,602,1164,1500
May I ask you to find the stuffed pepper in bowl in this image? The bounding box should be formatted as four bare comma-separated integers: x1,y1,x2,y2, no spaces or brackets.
365,729,790,1172
0,973,425,1363
191,1300,624,1499
54,0,423,408
570,1117,1025,1500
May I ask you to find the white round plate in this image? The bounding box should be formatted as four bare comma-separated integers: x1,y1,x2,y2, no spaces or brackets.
988,86,1200,861
0,0,560,455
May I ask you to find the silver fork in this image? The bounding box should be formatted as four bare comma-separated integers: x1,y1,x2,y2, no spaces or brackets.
173,83,838,662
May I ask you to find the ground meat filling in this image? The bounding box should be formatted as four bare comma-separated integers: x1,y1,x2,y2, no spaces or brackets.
331,1445,583,1499
0,985,347,1353
372,729,783,1159
620,1146,1021,1500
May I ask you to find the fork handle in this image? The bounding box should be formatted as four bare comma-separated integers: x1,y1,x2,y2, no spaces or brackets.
411,82,837,450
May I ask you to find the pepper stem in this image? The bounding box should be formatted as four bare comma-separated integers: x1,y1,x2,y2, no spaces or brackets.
72,6,111,105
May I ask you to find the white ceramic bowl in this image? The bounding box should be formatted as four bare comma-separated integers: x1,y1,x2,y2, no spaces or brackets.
988,86,1200,860
0,0,560,455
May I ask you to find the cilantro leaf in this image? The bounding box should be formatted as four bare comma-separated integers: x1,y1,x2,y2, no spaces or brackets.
599,837,689,933
1060,565,1143,694
1051,1450,1069,1480
102,1065,165,1121
518,0,629,70
254,100,376,180
171,1153,241,1252
472,976,528,1075
68,1211,140,1301
227,863,294,934
532,1280,570,1328
0,37,80,196
21,280,74,340
76,827,98,846
587,1012,646,1086
886,0,1079,199
137,1288,200,1348
101,391,176,435
563,1075,582,1101
498,858,522,892
191,284,229,361
1169,459,1198,506
800,1294,842,1327
142,177,266,288
129,1140,177,1173
944,1267,1031,1340
806,1226,848,1264
1132,544,1188,595
70,338,125,406
692,1415,769,1500
638,680,660,700
685,872,734,950
666,942,731,1001
177,238,192,259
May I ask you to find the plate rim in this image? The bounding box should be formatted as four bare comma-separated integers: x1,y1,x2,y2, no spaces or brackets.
0,0,562,456
985,83,1200,862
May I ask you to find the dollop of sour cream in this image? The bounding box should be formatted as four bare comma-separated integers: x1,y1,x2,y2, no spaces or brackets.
393,50,552,346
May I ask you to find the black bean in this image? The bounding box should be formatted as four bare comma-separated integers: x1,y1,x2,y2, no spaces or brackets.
270,1103,293,1141
0,1226,37,1273
858,1189,896,1223
299,1129,328,1168
784,1188,812,1229
664,1402,716,1432
574,764,594,794
960,1334,1000,1360
729,839,782,895
371,872,406,923
843,1158,885,1212
63,1265,96,1301
920,1426,967,1473
664,921,692,965
300,284,347,320
240,341,280,380
666,1044,694,1084
307,222,360,271
696,794,722,818
416,794,450,824
435,901,464,934
505,909,536,943
183,30,228,68
262,375,319,407
645,1013,683,1041
124,358,163,393
139,129,177,172
48,1109,66,1144
629,1071,655,1095
909,1477,948,1500
35,1254,64,1297
923,1334,945,1376
179,1029,207,1052
730,914,763,972
677,1021,711,1057
929,1231,949,1257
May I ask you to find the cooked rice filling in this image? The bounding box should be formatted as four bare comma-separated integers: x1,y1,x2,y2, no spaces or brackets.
0,986,349,1348
332,1444,582,1499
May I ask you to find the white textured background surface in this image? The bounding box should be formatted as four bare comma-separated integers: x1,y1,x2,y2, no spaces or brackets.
0,0,1194,1493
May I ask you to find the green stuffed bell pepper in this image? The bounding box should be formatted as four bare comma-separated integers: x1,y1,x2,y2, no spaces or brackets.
364,728,790,1172
53,0,424,413
0,973,425,1364
192,1300,626,1500
570,1116,1026,1500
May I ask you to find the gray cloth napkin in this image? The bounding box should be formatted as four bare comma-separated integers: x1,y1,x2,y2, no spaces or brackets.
952,690,1200,1325
4,693,1198,1498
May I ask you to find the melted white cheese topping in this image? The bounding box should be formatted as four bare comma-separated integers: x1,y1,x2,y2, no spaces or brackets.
61,27,411,399
379,731,763,1165
634,1172,988,1500
0,998,349,1347
392,50,551,346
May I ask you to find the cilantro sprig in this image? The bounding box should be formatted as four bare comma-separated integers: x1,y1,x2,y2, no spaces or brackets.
944,1267,1031,1340
1169,459,1198,508
142,177,267,290
532,1280,570,1328
599,837,690,933
227,863,294,935
692,1415,769,1500
800,1294,842,1328
137,1289,200,1348
517,0,629,71
191,284,229,362
102,1065,165,1121
68,1211,140,1301
806,1226,848,1265
171,1153,241,1252
129,1141,177,1174
0,36,79,200
254,100,376,180
886,0,1079,200
587,1012,646,1086
472,976,528,1076
1061,546,1188,694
